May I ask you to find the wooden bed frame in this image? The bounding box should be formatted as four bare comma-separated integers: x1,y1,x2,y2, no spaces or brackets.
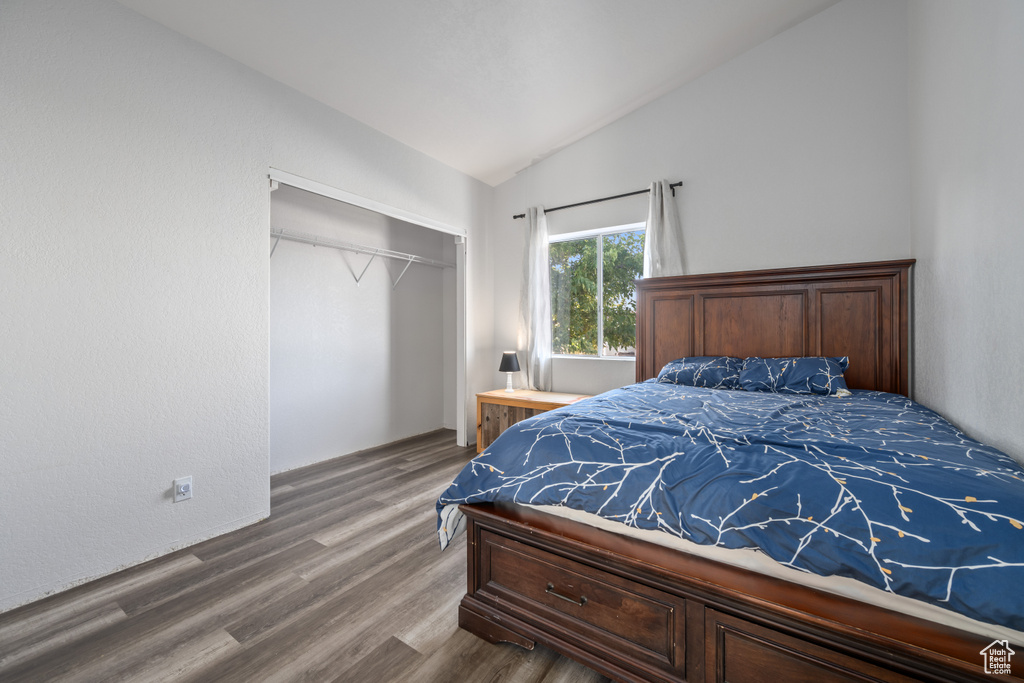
458,260,1023,682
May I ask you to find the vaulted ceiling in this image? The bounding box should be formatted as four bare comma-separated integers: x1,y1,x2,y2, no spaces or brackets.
116,0,837,186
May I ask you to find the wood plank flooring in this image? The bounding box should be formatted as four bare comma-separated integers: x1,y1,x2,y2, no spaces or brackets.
0,430,609,682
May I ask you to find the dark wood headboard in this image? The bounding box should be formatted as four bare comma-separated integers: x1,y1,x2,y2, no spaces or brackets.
635,260,914,396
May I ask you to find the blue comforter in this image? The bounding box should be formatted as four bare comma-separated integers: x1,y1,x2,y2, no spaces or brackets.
437,382,1024,630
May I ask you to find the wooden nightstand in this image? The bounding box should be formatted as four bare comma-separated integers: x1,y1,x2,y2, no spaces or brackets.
476,389,590,453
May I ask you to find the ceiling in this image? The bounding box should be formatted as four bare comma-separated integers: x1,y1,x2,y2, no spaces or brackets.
116,0,838,186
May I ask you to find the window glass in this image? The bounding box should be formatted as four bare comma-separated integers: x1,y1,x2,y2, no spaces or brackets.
601,229,644,356
549,228,644,357
550,237,598,355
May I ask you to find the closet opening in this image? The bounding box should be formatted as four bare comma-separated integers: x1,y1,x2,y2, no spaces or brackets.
268,171,466,474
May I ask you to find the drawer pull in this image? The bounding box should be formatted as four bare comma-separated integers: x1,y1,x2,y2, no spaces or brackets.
545,582,587,607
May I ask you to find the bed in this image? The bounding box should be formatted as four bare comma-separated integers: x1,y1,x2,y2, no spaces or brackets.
437,260,1024,682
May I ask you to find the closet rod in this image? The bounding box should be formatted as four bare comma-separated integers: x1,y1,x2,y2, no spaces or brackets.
269,228,454,269
512,181,682,220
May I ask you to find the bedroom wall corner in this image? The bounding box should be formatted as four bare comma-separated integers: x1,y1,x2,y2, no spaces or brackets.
908,0,1024,463
489,0,913,397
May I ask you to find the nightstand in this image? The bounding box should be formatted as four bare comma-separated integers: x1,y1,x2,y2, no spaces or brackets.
476,389,590,453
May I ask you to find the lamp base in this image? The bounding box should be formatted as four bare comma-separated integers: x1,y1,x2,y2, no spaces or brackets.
505,373,515,393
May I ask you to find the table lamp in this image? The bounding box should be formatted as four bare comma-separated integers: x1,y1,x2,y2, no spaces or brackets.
499,351,520,393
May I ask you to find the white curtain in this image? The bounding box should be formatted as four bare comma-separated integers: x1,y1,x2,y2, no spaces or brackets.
643,180,685,278
517,207,552,391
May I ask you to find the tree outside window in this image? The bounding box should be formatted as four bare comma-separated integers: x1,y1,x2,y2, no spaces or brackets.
550,227,644,357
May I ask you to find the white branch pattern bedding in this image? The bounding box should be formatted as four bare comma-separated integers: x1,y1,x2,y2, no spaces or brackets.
437,382,1024,630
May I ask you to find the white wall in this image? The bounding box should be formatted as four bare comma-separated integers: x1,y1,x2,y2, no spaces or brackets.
908,0,1024,463
0,0,490,613
489,0,912,396
269,186,453,473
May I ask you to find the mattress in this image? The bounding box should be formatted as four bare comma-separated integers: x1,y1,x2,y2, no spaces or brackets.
527,502,1024,643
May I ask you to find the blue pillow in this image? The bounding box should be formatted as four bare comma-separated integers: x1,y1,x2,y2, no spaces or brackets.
657,356,742,390
739,356,851,396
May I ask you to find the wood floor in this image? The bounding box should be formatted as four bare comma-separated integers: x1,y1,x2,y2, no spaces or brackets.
0,430,609,682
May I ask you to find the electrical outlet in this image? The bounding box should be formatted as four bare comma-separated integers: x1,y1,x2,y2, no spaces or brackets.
173,476,193,503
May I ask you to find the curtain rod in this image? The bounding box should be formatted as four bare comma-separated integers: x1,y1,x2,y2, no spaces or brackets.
512,181,682,220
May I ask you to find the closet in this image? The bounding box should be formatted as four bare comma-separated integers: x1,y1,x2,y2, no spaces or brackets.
269,182,460,473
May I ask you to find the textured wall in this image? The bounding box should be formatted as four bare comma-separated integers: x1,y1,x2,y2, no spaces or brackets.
0,0,489,612
908,0,1024,462
489,0,912,396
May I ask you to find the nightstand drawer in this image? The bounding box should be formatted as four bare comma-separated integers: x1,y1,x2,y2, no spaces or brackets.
477,529,686,677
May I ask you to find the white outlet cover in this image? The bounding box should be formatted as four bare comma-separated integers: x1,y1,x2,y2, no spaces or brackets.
173,476,193,503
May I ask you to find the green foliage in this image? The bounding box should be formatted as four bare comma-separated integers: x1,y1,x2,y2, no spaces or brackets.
550,230,644,355
550,238,597,354
602,231,644,352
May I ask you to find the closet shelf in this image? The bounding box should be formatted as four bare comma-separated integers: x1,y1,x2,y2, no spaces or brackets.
269,228,454,270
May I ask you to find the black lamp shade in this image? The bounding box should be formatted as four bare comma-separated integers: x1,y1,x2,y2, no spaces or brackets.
499,351,521,373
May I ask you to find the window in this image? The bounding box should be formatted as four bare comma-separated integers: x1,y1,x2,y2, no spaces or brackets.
550,223,645,357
